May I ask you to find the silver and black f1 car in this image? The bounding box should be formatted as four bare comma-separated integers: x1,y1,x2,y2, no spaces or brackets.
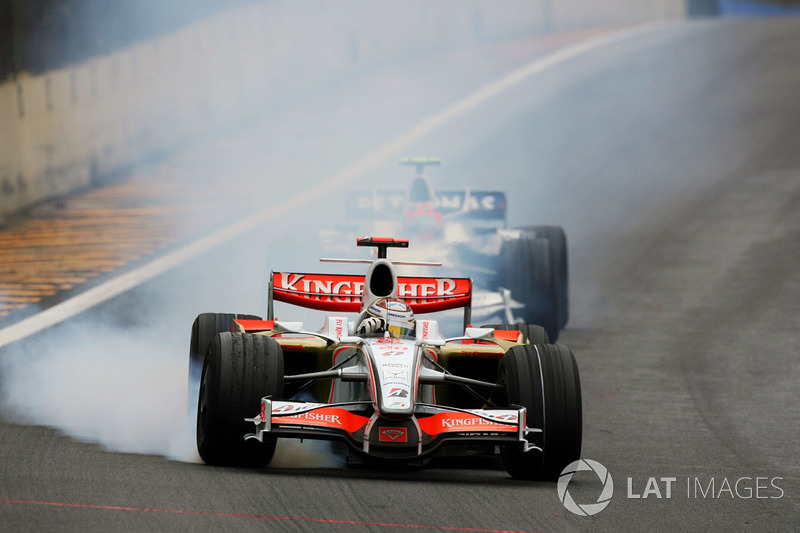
189,237,581,480
322,157,569,341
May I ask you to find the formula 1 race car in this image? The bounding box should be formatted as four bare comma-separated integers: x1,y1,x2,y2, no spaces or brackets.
189,237,581,480
321,157,568,341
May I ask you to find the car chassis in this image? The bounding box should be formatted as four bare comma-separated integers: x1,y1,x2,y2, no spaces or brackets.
191,237,581,479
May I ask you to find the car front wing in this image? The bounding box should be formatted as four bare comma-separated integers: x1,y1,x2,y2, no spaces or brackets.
245,399,541,460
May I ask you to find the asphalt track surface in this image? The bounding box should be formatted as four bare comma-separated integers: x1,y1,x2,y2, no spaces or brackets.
1,18,799,532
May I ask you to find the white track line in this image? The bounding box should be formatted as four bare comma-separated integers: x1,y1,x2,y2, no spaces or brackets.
0,24,662,349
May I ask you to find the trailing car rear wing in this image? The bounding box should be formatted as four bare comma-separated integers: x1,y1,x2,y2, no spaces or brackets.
399,156,441,173
268,271,472,325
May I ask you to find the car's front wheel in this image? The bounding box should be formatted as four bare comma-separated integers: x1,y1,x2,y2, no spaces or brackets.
499,343,582,480
197,332,284,467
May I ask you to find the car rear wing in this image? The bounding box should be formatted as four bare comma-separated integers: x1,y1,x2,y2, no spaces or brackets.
268,271,472,325
345,190,506,221
399,156,441,173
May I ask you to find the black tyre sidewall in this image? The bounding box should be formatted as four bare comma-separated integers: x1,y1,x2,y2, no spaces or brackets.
197,332,284,467
189,313,262,382
500,344,582,480
501,234,559,341
189,313,262,412
524,226,569,329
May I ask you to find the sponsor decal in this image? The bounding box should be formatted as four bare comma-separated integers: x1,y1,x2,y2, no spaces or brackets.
278,343,307,352
276,274,465,301
379,427,408,443
279,273,364,302
397,279,456,299
273,273,471,313
387,388,409,398
273,407,369,433
330,317,345,338
383,369,408,380
437,192,503,212
386,300,408,311
374,336,401,345
381,380,409,387
355,194,404,211
420,320,430,339
271,402,324,414
417,412,517,435
286,411,341,424
457,350,505,358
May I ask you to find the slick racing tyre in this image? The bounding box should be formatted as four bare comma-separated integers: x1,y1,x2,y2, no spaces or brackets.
500,233,559,341
482,323,549,345
499,344,581,480
524,225,569,330
197,332,284,467
189,313,262,385
188,313,262,411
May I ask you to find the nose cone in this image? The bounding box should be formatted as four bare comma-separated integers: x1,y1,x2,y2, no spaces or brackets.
409,176,433,202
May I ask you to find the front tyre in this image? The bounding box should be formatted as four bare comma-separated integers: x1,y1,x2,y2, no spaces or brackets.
500,344,581,480
197,332,284,467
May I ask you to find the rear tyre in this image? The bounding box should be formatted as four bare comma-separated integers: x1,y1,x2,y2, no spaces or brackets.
197,332,284,467
188,313,261,409
500,233,559,341
526,225,569,330
499,344,581,480
482,323,549,345
189,313,262,383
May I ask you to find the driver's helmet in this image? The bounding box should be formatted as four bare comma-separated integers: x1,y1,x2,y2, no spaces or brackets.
360,297,415,338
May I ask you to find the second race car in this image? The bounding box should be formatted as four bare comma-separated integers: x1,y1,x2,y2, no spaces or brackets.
321,157,568,340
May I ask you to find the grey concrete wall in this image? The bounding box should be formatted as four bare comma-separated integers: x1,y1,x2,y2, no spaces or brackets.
0,0,685,218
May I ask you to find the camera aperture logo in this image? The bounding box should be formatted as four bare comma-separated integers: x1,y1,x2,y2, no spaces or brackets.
558,459,614,516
